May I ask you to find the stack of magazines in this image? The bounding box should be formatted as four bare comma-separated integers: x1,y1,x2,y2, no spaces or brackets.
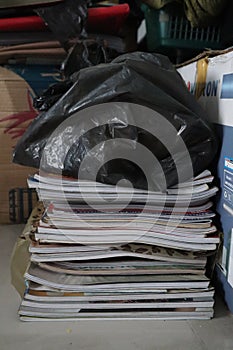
18,170,220,321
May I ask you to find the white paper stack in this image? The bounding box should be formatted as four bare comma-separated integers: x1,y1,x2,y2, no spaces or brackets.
18,170,219,321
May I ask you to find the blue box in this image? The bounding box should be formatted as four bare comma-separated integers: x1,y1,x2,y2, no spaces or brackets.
178,50,233,313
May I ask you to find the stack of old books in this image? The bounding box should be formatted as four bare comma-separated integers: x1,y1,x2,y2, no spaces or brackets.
18,170,219,321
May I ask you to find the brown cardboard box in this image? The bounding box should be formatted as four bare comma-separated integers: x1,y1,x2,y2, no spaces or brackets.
0,67,38,223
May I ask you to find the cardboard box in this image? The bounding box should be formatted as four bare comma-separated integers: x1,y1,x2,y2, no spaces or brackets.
178,49,233,313
0,64,61,223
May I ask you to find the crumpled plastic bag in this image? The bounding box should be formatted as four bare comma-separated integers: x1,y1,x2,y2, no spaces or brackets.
33,39,110,112
13,52,218,191
35,0,88,46
61,39,109,78
33,80,73,112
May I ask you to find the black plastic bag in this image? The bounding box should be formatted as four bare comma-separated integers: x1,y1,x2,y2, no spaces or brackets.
35,0,88,47
33,80,73,112
33,39,110,112
61,39,108,78
13,52,218,191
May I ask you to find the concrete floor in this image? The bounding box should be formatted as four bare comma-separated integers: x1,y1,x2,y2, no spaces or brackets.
0,224,233,350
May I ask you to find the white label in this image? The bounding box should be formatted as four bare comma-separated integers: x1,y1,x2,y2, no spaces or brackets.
221,245,227,275
137,19,146,43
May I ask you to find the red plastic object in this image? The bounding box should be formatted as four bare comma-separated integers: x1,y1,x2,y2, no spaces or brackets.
87,4,130,34
0,4,130,34
0,16,47,32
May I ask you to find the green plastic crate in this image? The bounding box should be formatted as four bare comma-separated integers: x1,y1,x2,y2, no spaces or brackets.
142,4,222,52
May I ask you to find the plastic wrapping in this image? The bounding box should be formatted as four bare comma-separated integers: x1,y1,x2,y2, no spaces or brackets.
35,0,88,46
33,80,73,112
61,39,108,78
33,39,109,112
13,52,218,190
